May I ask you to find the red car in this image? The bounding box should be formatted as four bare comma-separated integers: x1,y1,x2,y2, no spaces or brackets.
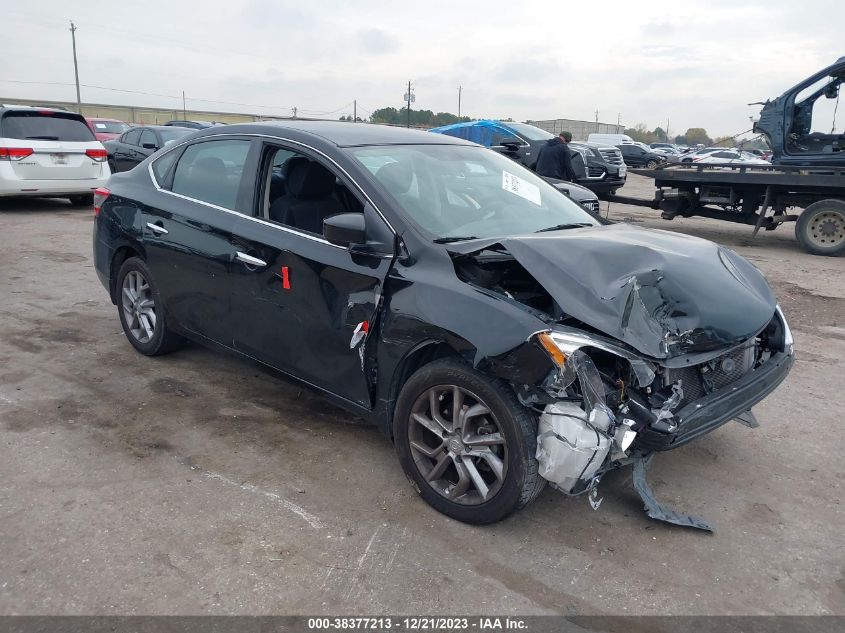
86,117,131,142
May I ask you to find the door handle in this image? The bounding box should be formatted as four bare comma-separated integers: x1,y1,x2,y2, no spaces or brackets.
146,222,168,235
235,251,267,267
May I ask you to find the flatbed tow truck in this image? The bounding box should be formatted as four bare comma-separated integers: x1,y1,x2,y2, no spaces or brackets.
611,56,845,256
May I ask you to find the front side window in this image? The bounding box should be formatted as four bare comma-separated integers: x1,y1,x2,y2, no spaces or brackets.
124,129,142,146
260,145,360,235
139,129,157,148
349,144,598,241
170,140,251,210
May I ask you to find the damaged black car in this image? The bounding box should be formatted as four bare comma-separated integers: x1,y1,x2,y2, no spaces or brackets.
92,121,794,527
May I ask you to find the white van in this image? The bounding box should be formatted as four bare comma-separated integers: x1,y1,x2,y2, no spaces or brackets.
587,133,635,146
0,105,110,205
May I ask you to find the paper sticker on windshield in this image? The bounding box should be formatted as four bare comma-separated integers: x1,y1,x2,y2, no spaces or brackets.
502,171,541,205
95,123,107,129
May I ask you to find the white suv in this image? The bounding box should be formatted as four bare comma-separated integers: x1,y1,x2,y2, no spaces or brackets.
0,105,111,205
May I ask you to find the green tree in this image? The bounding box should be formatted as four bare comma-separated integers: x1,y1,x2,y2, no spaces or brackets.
653,126,667,142
684,127,712,146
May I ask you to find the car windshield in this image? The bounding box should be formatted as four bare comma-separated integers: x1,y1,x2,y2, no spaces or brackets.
91,120,129,133
504,122,554,141
159,128,191,144
349,144,599,241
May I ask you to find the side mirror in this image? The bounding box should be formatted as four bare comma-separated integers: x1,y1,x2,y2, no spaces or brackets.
824,82,840,99
142,142,159,150
323,213,366,248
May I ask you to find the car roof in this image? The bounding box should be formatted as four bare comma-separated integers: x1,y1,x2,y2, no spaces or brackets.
191,120,474,147
0,104,77,115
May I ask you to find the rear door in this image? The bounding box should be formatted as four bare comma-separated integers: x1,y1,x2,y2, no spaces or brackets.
114,129,143,172
227,141,395,408
142,137,257,345
0,110,103,180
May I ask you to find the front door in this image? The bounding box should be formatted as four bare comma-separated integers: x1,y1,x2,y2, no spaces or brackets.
228,143,394,408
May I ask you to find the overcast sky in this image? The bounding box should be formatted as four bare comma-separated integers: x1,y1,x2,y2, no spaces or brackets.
1,0,842,136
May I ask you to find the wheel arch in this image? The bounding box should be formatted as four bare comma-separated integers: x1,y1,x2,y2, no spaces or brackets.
109,243,146,304
381,339,465,440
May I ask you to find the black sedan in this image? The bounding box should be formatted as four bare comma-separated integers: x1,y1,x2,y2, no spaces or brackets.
617,143,667,168
92,122,793,526
103,125,192,172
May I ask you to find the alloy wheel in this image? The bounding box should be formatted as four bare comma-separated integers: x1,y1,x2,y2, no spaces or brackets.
807,210,845,248
408,385,508,505
121,270,156,344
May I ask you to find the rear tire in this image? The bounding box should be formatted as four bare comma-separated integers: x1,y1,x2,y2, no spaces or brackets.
795,199,845,256
393,358,545,524
116,257,183,355
69,194,94,206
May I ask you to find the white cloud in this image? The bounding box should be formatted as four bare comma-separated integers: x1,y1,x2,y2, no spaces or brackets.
0,0,842,136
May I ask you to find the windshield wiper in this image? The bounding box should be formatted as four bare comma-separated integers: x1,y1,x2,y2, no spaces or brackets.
534,222,593,234
25,135,60,140
433,236,480,243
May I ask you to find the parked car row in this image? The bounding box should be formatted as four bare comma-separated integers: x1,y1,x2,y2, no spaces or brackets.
429,120,627,199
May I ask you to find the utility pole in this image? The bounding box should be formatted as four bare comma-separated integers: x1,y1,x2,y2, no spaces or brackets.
407,80,412,128
666,117,670,142
292,106,297,119
595,109,599,132
182,90,187,120
69,21,81,113
353,100,357,122
617,113,621,133
458,85,462,118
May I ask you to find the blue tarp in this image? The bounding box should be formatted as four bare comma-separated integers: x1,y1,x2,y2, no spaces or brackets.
429,120,512,147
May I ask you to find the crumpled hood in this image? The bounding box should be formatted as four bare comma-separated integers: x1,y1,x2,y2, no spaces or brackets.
453,223,777,359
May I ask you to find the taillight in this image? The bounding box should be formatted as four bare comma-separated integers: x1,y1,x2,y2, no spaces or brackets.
0,147,34,161
86,148,108,162
93,187,110,215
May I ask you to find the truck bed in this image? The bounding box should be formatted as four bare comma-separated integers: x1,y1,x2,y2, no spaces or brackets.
631,164,845,190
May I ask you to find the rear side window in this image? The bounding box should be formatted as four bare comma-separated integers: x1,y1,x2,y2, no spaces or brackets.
1,111,95,142
151,150,179,186
170,140,251,210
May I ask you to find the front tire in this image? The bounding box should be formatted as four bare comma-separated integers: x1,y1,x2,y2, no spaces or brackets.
646,159,659,169
116,257,182,355
795,199,845,256
393,359,544,524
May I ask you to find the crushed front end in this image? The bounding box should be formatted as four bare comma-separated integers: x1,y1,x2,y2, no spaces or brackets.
525,306,793,530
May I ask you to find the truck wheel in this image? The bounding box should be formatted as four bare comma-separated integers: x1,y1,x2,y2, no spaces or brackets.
795,199,845,256
393,359,545,524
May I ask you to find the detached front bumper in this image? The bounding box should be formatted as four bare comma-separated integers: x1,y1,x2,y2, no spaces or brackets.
634,350,794,451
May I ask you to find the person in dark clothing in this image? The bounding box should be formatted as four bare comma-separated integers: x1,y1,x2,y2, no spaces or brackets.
535,131,576,181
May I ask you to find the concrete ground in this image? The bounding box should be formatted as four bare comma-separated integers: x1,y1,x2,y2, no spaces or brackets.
0,174,842,615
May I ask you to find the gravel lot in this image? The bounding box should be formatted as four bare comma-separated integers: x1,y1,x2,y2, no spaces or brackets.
0,174,842,615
